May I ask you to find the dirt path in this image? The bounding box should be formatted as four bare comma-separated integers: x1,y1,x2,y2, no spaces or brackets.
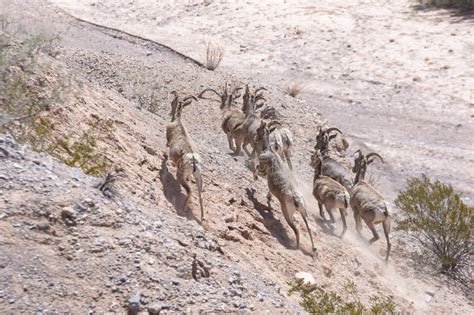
49,0,474,202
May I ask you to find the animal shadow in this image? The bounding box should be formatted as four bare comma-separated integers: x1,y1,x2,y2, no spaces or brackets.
245,188,292,248
314,216,337,237
245,187,313,258
159,155,198,221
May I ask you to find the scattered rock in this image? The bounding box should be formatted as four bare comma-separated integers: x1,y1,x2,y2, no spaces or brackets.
128,293,141,315
294,272,317,289
143,145,157,156
61,206,77,226
224,216,235,223
34,222,50,231
147,303,162,315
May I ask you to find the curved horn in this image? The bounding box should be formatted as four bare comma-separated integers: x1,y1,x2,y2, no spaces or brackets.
231,86,242,94
170,91,179,120
255,95,266,102
255,87,267,94
319,149,330,158
183,95,198,102
366,152,384,163
198,88,221,99
352,149,363,157
325,127,343,135
181,99,194,108
267,120,282,130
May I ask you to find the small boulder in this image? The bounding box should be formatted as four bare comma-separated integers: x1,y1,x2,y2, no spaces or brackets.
61,206,77,226
294,271,317,289
147,303,162,315
128,293,141,315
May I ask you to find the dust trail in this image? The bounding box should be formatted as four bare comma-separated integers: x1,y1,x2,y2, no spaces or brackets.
298,181,431,311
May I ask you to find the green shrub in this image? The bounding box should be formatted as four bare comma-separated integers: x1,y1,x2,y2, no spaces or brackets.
0,31,63,134
288,280,396,314
0,30,109,176
395,174,473,278
53,131,108,176
418,0,474,8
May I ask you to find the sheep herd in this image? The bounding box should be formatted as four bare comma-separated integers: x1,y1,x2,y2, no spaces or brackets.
164,83,391,261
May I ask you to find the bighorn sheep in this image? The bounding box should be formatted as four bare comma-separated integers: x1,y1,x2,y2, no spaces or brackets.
313,127,353,191
254,120,293,170
238,85,266,157
198,83,244,154
256,125,316,254
350,150,391,261
315,126,349,153
165,91,204,221
310,150,350,237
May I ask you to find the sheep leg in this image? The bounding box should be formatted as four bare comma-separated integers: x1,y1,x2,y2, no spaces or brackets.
282,203,299,249
299,205,316,255
242,139,253,157
327,208,336,224
339,208,347,237
266,190,273,211
178,172,192,213
354,211,363,238
367,222,380,244
234,136,243,155
383,219,391,261
226,134,236,151
195,170,204,222
284,151,293,170
318,201,326,220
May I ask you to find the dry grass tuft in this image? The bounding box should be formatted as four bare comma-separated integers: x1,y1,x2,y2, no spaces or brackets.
205,42,224,71
286,82,303,97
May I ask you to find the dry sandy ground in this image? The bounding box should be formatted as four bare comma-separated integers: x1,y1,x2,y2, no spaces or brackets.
50,0,474,203
0,0,473,313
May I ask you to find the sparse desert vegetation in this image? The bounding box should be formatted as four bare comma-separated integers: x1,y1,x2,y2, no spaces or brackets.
395,174,473,279
205,41,224,71
288,279,396,315
286,81,303,97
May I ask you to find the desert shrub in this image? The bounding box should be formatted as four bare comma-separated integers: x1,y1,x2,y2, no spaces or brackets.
286,82,303,97
205,42,224,71
418,0,474,8
0,31,63,135
370,296,397,315
46,115,114,176
129,82,162,113
0,30,109,176
288,279,396,314
52,131,108,176
395,174,473,278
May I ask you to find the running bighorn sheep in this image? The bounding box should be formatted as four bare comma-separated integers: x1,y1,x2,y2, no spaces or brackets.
254,120,293,170
315,126,349,153
313,127,353,191
350,150,391,261
310,150,350,237
198,83,244,154
256,125,316,254
238,85,266,157
165,91,204,221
